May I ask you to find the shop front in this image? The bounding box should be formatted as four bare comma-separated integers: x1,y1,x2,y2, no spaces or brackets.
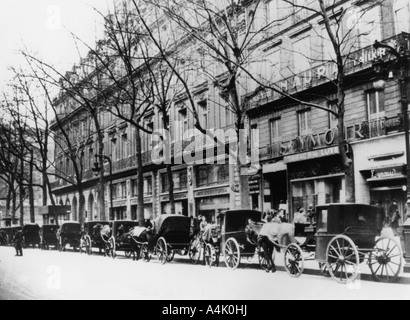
261,161,288,214
352,134,408,226
160,192,189,216
195,186,230,223
113,200,127,220
284,147,346,219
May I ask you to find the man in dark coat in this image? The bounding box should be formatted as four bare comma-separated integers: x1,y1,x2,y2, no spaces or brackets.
13,230,23,257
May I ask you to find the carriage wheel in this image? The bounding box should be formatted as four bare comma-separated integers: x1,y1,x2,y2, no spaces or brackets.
188,237,202,265
224,238,241,270
156,238,168,265
319,263,331,278
167,250,175,263
284,244,305,278
109,238,116,259
142,243,151,262
326,235,360,284
369,237,403,283
85,236,92,256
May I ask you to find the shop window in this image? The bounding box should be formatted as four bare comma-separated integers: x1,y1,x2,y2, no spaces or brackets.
366,90,385,120
298,109,312,136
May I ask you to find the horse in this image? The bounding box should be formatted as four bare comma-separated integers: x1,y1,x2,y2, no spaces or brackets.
100,225,111,256
246,220,298,250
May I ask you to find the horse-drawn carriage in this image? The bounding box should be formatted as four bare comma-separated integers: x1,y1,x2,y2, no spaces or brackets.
80,221,110,255
22,224,41,248
133,215,199,265
107,220,140,259
40,225,59,250
283,204,403,283
206,210,265,270
57,222,82,252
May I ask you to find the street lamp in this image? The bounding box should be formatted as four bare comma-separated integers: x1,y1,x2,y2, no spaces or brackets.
373,35,410,214
92,154,114,221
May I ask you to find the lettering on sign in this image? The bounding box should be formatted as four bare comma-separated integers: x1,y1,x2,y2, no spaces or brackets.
195,187,229,198
284,146,340,164
370,166,405,180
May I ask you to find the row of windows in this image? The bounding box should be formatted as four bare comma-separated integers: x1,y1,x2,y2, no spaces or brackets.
109,164,230,200
267,90,385,145
250,2,410,85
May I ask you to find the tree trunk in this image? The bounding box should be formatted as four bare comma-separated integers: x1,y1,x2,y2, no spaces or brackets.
29,150,35,223
44,174,56,206
19,184,25,227
78,191,86,226
12,188,17,223
136,127,145,225
162,111,176,215
6,186,11,219
337,90,355,203
166,164,176,215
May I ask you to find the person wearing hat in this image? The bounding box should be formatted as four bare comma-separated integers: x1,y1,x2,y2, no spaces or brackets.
294,208,308,224
12,230,23,257
389,200,401,236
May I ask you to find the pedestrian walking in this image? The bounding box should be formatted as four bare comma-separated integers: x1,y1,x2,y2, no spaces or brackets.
13,230,23,257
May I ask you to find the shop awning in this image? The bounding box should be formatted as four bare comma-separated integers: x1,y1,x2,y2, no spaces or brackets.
263,162,287,173
371,186,406,192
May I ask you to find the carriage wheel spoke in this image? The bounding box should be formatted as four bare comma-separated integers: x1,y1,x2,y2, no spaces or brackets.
374,264,382,275
387,264,397,275
345,260,356,267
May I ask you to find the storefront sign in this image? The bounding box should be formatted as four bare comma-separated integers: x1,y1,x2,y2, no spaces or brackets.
284,146,339,164
144,197,153,204
281,130,337,156
249,176,261,195
161,193,188,202
370,166,406,181
113,200,127,208
195,187,229,198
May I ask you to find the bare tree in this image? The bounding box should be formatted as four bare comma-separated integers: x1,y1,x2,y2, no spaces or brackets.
18,54,99,224
132,0,291,209
237,0,387,203
71,2,186,220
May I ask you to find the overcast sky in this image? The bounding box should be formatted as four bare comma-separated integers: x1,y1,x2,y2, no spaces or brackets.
0,0,114,87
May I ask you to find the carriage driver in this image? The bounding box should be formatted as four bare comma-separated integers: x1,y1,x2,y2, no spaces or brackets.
258,211,282,273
